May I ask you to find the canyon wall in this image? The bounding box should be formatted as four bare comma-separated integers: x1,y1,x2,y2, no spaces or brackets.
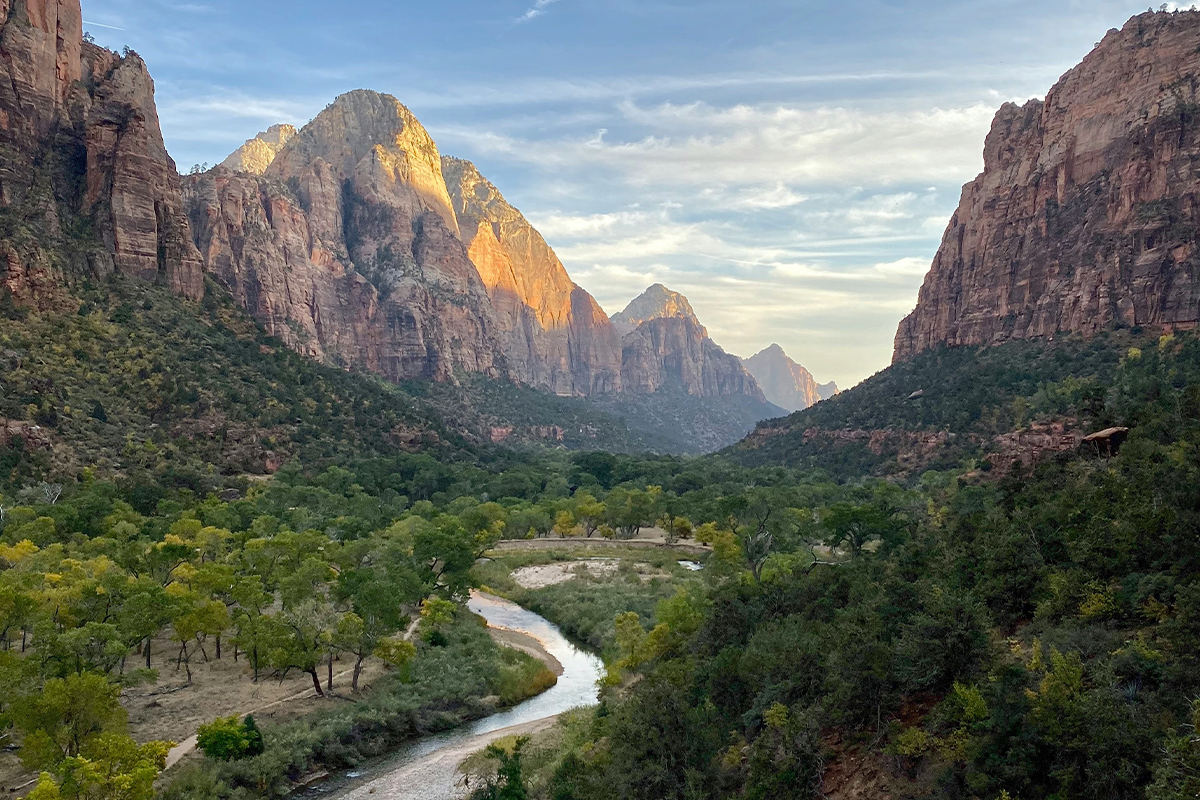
896,11,1200,361
0,0,202,303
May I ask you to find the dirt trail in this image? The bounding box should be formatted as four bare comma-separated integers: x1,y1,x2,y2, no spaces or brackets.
164,667,357,769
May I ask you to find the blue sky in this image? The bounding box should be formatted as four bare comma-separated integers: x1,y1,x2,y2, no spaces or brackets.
81,0,1191,389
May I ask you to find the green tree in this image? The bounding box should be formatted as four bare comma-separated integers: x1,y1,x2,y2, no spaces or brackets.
471,737,530,800
196,716,248,761
14,673,127,769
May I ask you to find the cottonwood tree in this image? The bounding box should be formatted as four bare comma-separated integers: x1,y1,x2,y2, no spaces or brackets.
270,599,336,696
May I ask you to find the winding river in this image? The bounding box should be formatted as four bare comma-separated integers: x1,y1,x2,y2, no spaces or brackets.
300,591,604,800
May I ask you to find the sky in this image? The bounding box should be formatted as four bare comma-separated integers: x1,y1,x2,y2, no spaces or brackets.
80,0,1194,390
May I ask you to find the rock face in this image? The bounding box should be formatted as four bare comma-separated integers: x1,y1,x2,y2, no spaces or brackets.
742,343,834,412
614,285,766,400
220,124,297,174
185,91,504,382
0,0,202,302
442,156,622,395
611,283,702,335
896,10,1200,361
189,93,628,392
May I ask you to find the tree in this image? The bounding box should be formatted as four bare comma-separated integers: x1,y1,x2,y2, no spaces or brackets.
605,487,661,540
822,502,899,559
170,597,229,682
574,494,606,538
14,673,127,770
196,716,262,761
471,737,530,800
116,584,172,670
31,733,172,800
269,599,335,696
196,716,248,761
553,510,578,538
658,516,693,546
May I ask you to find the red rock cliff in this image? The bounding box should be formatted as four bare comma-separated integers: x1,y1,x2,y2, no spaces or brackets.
442,156,623,395
895,10,1200,361
0,0,202,301
185,91,504,382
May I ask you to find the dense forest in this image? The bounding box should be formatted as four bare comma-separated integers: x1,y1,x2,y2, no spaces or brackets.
5,272,1200,800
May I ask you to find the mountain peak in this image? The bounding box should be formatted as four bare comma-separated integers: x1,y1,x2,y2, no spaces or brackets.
742,344,835,412
611,284,701,335
220,123,298,174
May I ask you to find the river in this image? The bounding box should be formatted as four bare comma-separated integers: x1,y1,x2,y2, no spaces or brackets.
298,591,604,800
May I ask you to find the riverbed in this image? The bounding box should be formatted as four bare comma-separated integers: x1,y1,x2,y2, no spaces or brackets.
298,591,604,800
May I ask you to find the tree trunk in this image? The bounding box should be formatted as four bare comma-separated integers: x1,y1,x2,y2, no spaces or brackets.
327,652,334,693
196,634,210,662
21,627,27,652
181,643,192,684
352,654,365,692
215,634,221,660
308,668,324,697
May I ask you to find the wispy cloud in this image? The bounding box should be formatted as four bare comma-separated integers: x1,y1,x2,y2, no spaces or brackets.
518,0,562,22
440,101,996,188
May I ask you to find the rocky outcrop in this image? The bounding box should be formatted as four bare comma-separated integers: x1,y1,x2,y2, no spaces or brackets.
0,0,81,150
82,46,203,296
742,343,833,412
0,0,203,301
185,91,505,382
442,156,622,395
220,123,297,174
896,10,1200,361
614,285,765,400
611,283,701,335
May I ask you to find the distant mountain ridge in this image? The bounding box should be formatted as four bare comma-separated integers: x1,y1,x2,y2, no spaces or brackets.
0,0,783,452
610,283,704,336
741,343,837,412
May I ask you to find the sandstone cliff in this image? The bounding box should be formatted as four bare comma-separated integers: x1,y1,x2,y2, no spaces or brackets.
896,10,1200,361
610,283,702,335
742,343,833,412
442,156,622,395
0,0,202,302
220,123,297,174
185,91,505,382
614,285,766,400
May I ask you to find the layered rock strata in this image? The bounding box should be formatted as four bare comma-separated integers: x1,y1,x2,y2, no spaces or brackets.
0,0,202,301
614,285,767,401
185,91,503,382
442,156,622,395
896,10,1200,361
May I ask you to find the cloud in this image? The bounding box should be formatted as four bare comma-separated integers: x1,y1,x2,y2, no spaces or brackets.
518,0,563,22
441,101,996,188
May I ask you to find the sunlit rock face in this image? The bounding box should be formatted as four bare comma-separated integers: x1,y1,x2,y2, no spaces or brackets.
614,285,766,401
0,0,204,303
611,283,703,336
189,91,630,392
742,344,835,412
220,124,298,175
443,156,622,395
186,91,504,383
896,11,1200,361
